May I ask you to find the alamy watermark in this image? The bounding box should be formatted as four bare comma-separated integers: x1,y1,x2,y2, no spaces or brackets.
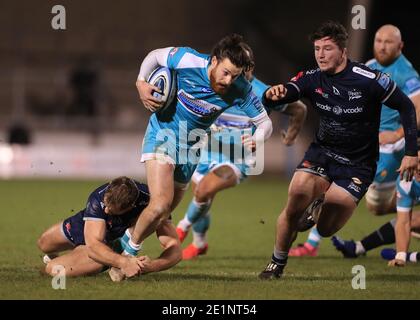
351,265,366,289
51,265,66,290
351,5,366,30
51,5,66,30
149,122,266,176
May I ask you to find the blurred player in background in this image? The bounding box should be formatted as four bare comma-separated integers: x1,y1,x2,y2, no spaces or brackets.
116,34,273,278
37,176,181,277
176,61,307,260
258,21,418,280
289,24,420,257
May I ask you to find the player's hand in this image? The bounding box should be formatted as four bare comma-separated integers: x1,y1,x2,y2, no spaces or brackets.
136,80,164,112
120,256,142,278
397,155,418,181
242,134,256,152
388,259,406,267
379,130,402,145
137,255,153,274
281,129,296,146
265,84,287,101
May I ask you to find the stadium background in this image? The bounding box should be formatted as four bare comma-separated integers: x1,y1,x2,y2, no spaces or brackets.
1,0,419,300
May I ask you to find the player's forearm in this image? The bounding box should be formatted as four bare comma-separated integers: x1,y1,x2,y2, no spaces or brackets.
262,83,300,107
130,210,161,245
87,241,127,269
251,112,272,141
144,244,182,274
137,47,173,81
395,212,412,253
385,87,418,155
283,101,307,142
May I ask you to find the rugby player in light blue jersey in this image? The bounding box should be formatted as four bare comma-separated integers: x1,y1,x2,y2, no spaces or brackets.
175,61,307,260
291,24,420,258
115,35,273,278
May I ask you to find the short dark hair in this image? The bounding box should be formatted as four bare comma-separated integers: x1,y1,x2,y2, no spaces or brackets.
104,176,139,212
211,34,255,71
309,21,348,50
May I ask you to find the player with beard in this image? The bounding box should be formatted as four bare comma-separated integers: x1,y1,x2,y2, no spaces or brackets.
113,34,273,278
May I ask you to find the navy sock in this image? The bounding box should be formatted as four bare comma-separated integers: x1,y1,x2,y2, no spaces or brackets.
361,221,395,251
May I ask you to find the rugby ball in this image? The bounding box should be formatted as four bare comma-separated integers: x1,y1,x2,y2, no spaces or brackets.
147,66,177,113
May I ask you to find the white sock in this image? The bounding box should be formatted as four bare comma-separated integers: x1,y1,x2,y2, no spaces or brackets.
409,252,417,262
177,215,193,232
355,241,366,255
192,231,207,248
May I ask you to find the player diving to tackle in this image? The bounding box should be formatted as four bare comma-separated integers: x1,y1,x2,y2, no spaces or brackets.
176,57,307,260
113,34,273,278
258,21,418,279
37,177,181,277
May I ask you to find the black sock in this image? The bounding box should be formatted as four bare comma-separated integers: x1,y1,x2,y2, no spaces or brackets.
271,253,288,266
361,220,395,252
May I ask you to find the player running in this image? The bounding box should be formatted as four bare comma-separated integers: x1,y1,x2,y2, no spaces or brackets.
258,21,418,280
289,24,420,257
175,63,307,260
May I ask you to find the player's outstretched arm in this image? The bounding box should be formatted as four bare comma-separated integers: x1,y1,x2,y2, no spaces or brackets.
389,210,412,267
84,220,142,277
138,220,182,274
280,100,307,146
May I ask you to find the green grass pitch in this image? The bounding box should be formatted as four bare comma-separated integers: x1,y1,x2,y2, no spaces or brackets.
1,178,419,299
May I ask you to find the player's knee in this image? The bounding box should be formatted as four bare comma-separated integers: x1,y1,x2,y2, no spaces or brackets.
37,233,49,252
148,202,171,220
194,185,213,202
366,201,388,216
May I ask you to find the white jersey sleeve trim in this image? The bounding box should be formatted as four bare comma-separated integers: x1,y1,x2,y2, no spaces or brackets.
408,88,420,99
176,52,209,69
137,47,174,81
381,82,397,103
396,206,412,213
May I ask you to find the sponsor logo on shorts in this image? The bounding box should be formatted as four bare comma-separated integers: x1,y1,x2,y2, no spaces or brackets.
348,182,362,193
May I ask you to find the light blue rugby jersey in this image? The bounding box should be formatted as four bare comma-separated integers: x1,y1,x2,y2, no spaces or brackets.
212,77,287,132
396,177,420,212
366,54,420,132
149,47,267,146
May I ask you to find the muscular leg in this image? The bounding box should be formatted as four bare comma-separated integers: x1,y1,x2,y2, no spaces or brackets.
275,171,330,253
45,245,104,277
38,222,74,255
177,165,238,252
131,159,176,244
316,183,358,237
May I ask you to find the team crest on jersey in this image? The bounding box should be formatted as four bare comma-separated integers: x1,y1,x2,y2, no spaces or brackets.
332,86,340,95
352,66,375,79
348,89,362,101
380,170,388,178
315,88,329,98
